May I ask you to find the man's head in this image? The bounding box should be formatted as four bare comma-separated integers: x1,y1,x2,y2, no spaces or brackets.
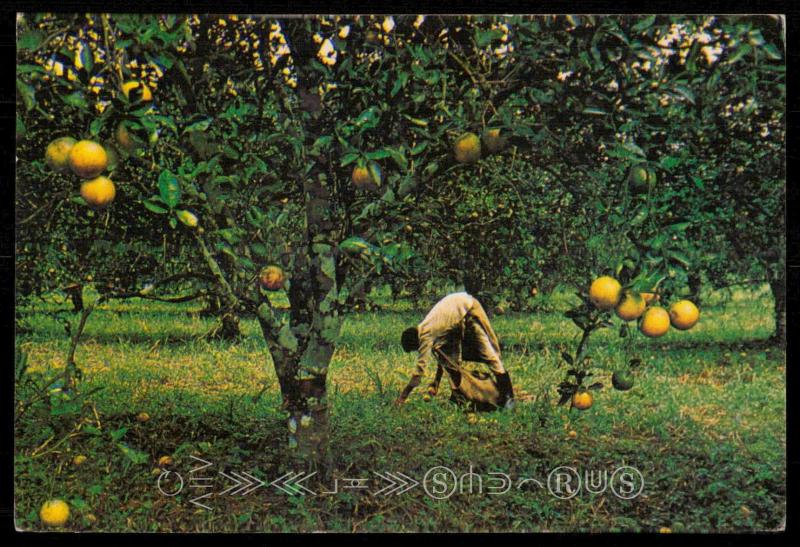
401,326,420,352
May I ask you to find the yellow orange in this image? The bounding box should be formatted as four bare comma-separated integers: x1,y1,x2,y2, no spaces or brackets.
259,265,285,291
80,176,116,209
615,291,646,321
68,140,107,178
40,499,70,527
45,137,77,172
454,132,481,163
639,306,670,338
589,276,622,310
572,390,593,410
669,300,699,330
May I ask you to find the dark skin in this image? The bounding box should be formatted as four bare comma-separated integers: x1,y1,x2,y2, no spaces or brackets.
395,346,457,406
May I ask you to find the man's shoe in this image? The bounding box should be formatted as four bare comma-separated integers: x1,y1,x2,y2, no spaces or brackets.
495,372,515,408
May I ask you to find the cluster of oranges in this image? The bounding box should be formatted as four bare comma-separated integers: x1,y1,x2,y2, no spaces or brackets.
45,136,116,209
43,81,159,210
453,129,507,164
589,275,700,336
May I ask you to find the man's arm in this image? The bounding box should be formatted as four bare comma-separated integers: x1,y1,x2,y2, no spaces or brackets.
395,333,433,405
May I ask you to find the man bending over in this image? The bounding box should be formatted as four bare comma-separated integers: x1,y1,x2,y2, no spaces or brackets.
396,292,515,409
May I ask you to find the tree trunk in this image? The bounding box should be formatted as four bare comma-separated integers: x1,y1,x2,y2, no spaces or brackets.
66,284,84,312
769,269,785,344
215,311,241,340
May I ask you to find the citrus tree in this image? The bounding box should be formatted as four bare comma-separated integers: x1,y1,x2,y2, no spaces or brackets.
16,13,784,468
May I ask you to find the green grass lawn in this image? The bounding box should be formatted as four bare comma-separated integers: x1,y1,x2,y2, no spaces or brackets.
14,287,785,532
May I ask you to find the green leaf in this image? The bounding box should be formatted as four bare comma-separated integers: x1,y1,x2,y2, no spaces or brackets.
61,92,88,109
183,117,213,133
672,85,695,105
277,324,299,352
582,107,607,116
667,250,691,268
659,156,681,170
16,79,36,111
17,30,43,51
89,117,104,137
78,42,93,74
762,43,782,61
727,43,752,64
340,152,359,167
365,149,392,161
631,15,656,33
391,72,409,97
16,115,25,138
117,443,149,465
339,237,372,255
158,171,181,208
143,199,168,214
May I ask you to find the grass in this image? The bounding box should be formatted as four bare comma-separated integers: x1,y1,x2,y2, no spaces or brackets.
14,287,785,532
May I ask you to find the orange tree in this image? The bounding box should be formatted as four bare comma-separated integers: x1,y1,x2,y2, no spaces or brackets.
15,14,211,326
15,14,784,466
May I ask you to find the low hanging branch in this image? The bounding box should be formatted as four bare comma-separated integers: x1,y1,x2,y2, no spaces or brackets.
63,294,106,390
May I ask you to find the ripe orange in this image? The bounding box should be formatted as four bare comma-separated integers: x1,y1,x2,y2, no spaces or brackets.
40,499,70,527
572,390,593,410
589,276,622,310
68,140,108,179
352,162,381,188
122,80,153,102
669,300,699,330
72,454,87,466
454,132,481,163
639,306,670,338
136,412,150,423
482,128,507,154
158,455,174,466
259,265,285,291
615,291,646,321
80,176,116,209
45,137,77,172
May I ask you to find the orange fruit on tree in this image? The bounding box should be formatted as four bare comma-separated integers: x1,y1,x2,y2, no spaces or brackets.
45,137,77,172
453,132,481,163
615,291,646,321
121,80,153,102
669,300,700,330
351,161,382,188
639,306,670,338
68,140,108,179
572,390,593,410
589,276,622,310
80,176,116,209
259,265,285,291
